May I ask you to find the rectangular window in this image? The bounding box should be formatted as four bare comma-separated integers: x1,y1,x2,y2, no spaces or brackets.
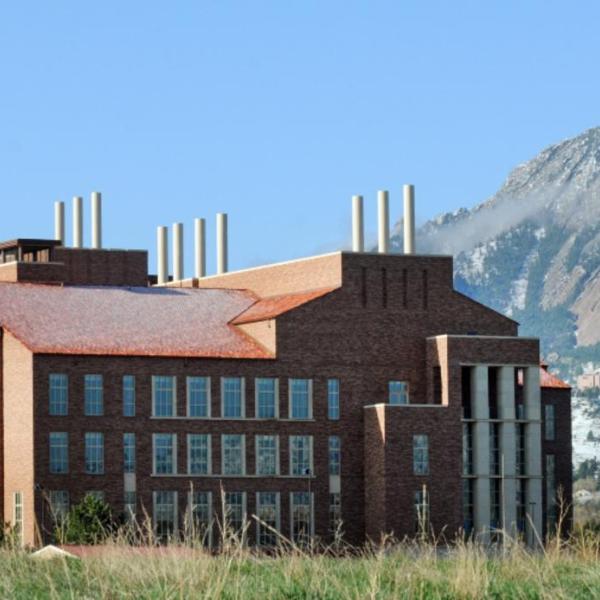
153,433,177,474
224,491,246,534
413,434,429,475
462,479,473,535
516,424,526,476
490,479,501,532
49,374,68,416
546,454,557,532
256,378,278,418
187,377,210,417
290,435,313,476
124,491,136,523
414,487,429,534
389,381,409,405
329,436,341,476
545,404,556,441
123,375,136,417
84,374,103,416
329,492,342,535
188,434,211,475
489,424,499,476
289,379,312,419
85,432,104,474
327,379,340,420
152,376,176,417
462,423,473,475
256,435,278,476
256,491,279,546
49,432,69,474
222,434,245,475
49,490,69,523
187,491,212,545
13,492,23,544
290,491,312,545
153,490,177,538
123,433,136,473
222,377,244,418
516,479,526,533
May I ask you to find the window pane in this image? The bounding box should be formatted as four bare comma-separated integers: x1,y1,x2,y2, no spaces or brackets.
545,405,556,441
188,434,210,474
223,378,243,418
389,381,409,405
49,374,68,416
291,491,312,545
290,436,312,476
188,491,212,545
85,432,104,474
123,375,136,417
329,492,342,535
290,379,311,420
123,433,136,473
256,378,277,418
153,376,176,417
49,490,69,523
84,375,103,416
222,434,244,475
256,435,278,475
328,436,341,476
154,491,177,538
327,379,340,420
257,491,278,546
413,434,429,475
188,377,210,417
154,434,176,474
224,492,245,534
49,432,69,474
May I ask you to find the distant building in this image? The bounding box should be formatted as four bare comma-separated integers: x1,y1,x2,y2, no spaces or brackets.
577,370,600,391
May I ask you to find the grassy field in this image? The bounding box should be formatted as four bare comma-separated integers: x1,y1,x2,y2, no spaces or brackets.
3,535,600,600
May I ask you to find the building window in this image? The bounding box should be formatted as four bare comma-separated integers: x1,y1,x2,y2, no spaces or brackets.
13,492,23,544
153,491,177,539
462,479,473,535
222,377,244,418
222,434,245,475
49,374,68,416
84,374,103,416
188,434,211,475
123,375,136,417
389,381,409,405
516,424,526,476
414,487,429,534
123,433,136,473
152,376,176,417
49,490,69,523
49,432,69,474
256,435,278,476
187,377,210,418
86,491,105,502
516,479,526,533
289,379,312,419
290,435,312,476
329,492,342,535
413,435,429,475
490,479,501,533
545,404,556,441
224,491,246,535
124,491,136,523
489,424,500,476
153,433,177,475
462,423,473,476
516,403,525,420
187,491,212,545
256,378,278,418
85,432,104,474
327,379,340,420
256,491,279,546
329,436,341,476
546,454,557,533
290,491,312,545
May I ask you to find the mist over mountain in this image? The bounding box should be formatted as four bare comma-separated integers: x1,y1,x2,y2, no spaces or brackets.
389,127,600,374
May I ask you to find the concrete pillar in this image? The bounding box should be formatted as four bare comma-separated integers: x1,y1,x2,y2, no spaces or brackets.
498,366,517,537
172,223,183,281
471,365,490,541
217,213,228,274
403,184,415,255
157,226,168,285
377,190,389,254
54,201,65,244
91,192,102,249
72,196,83,248
194,218,206,279
352,195,364,252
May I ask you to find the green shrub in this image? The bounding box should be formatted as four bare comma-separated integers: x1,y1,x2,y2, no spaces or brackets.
59,494,115,545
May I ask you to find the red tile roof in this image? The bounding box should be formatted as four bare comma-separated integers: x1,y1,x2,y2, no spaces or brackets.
517,365,571,390
0,284,272,358
231,287,338,325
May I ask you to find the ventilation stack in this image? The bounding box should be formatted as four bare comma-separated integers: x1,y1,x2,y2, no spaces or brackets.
352,195,364,252
91,192,102,249
377,190,390,253
194,218,206,278
157,226,168,285
73,196,83,248
403,184,415,255
172,223,184,281
217,213,228,274
54,201,65,244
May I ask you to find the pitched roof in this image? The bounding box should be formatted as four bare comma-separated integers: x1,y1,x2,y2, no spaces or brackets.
231,287,338,325
517,364,571,390
0,284,272,358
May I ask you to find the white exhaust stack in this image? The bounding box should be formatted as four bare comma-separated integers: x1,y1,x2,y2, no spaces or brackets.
91,192,102,249
403,184,415,255
352,195,364,252
157,226,168,285
73,196,83,248
216,213,228,274
377,190,389,253
54,201,65,244
194,218,206,278
172,222,184,281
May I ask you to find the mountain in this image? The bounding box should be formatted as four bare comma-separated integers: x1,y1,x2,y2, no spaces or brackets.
389,127,600,376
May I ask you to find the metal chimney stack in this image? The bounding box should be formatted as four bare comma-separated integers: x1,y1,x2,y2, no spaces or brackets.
72,196,83,248
172,223,184,281
157,226,168,285
403,184,415,255
54,201,65,244
352,195,364,252
91,192,102,249
216,213,228,274
194,218,206,278
377,190,390,253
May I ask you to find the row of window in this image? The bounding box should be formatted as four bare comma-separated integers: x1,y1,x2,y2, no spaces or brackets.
49,374,412,419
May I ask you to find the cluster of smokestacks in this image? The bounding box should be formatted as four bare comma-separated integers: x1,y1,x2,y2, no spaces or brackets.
54,192,103,249
351,185,415,255
156,213,228,284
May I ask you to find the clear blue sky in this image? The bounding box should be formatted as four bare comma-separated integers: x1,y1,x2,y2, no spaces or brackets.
1,1,599,274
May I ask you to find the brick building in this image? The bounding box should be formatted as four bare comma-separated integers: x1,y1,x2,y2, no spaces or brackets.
0,195,572,548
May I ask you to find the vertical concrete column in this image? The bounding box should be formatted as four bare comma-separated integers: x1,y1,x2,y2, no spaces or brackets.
524,365,543,546
194,218,206,279
352,195,364,252
471,365,490,541
403,184,415,255
172,223,184,281
157,226,168,285
54,201,65,244
377,190,389,254
72,196,83,248
91,191,102,249
217,213,228,274
497,366,517,537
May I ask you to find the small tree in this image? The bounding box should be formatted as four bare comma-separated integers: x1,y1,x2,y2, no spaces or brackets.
60,494,114,544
